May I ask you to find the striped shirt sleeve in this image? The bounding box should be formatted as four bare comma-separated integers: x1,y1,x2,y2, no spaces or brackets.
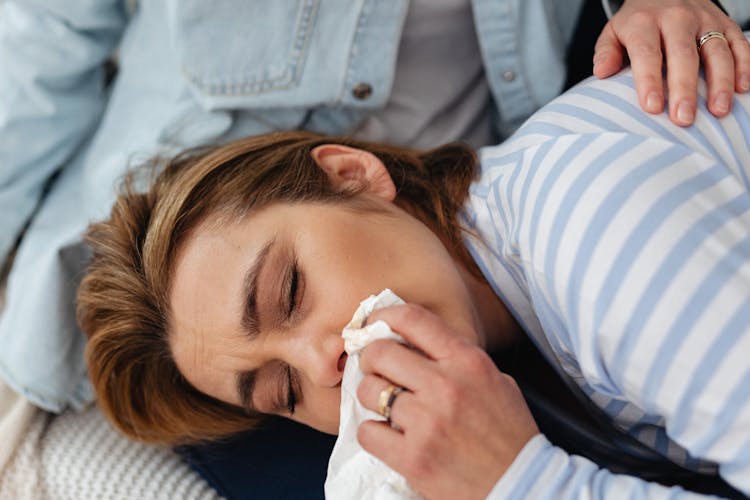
474,68,750,498
488,435,716,499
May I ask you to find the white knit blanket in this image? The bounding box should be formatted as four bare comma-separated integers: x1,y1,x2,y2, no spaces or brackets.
0,404,222,500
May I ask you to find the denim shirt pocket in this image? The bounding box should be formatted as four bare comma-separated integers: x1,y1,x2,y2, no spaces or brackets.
171,0,323,108
170,0,404,111
172,0,332,111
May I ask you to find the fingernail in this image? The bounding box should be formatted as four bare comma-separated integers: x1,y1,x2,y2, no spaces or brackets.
740,77,750,93
677,101,694,125
646,92,661,113
715,92,731,114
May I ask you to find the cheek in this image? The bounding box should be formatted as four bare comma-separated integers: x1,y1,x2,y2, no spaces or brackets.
298,385,342,435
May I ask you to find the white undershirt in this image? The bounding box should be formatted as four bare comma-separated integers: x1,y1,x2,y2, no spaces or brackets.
352,0,495,149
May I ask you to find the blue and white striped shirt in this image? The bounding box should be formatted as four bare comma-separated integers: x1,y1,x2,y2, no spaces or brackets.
463,67,750,498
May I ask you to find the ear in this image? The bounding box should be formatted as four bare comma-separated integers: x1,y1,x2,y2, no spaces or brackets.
310,144,396,201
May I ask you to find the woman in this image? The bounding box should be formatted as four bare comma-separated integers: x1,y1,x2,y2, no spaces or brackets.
77,67,750,498
2,0,749,427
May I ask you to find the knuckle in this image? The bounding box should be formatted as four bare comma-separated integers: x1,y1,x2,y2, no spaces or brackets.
365,339,388,360
460,345,495,376
669,77,696,94
635,75,663,90
726,22,747,38
628,41,661,59
472,345,494,366
422,412,446,439
400,303,427,324
738,60,750,77
356,378,371,403
356,423,373,448
664,6,695,25
479,351,499,377
625,11,655,28
710,76,735,91
736,49,750,66
702,37,731,55
501,372,521,391
593,43,611,56
594,23,615,48
405,450,433,480
674,42,699,58
594,33,616,52
731,39,750,61
440,383,462,414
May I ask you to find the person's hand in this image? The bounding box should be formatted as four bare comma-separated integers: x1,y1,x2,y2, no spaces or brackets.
593,0,750,126
356,304,539,500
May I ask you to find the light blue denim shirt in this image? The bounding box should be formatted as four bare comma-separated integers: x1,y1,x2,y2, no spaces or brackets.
0,0,747,413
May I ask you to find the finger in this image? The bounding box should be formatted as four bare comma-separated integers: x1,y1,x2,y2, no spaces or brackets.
700,30,736,116
726,28,750,93
358,420,409,472
367,304,471,361
593,22,626,79
621,17,665,115
359,338,433,389
357,374,415,428
662,17,701,125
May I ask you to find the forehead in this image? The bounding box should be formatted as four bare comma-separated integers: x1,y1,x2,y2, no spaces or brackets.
168,213,269,382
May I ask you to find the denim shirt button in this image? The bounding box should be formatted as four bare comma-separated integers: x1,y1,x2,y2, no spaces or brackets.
502,70,516,82
352,82,373,100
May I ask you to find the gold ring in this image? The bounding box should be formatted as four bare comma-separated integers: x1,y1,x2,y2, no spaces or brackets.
377,384,405,426
697,31,727,51
377,385,398,417
383,386,404,425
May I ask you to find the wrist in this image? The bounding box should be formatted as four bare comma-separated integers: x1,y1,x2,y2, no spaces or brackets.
485,433,550,499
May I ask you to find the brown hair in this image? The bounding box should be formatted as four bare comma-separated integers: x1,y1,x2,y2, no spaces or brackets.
77,131,478,445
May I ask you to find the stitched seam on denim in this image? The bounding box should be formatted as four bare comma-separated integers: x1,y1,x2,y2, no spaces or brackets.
181,0,319,96
341,0,371,103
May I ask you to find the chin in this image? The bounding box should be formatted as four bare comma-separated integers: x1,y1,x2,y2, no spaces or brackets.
308,419,339,436
294,408,340,435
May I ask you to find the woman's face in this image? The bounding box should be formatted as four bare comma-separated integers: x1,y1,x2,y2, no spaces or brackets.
168,149,489,434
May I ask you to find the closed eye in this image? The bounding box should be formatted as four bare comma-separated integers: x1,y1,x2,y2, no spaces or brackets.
286,260,299,318
285,365,297,414
270,362,299,415
279,253,303,413
282,250,305,324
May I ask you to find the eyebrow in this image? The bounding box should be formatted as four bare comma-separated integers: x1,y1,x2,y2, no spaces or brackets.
236,370,257,412
235,238,275,412
240,238,275,340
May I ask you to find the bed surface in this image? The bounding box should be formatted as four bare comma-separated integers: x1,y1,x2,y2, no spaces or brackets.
0,403,222,500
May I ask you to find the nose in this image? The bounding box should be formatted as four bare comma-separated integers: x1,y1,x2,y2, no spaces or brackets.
293,325,347,388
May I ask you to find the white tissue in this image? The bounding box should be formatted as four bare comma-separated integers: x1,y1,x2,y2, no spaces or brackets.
324,289,423,500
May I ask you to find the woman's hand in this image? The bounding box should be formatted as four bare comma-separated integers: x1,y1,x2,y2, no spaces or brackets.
593,0,750,125
356,304,539,500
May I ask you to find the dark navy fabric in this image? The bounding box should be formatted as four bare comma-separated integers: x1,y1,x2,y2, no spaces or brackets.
177,417,336,500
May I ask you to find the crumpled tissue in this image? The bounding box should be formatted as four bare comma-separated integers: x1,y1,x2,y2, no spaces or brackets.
324,289,423,500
